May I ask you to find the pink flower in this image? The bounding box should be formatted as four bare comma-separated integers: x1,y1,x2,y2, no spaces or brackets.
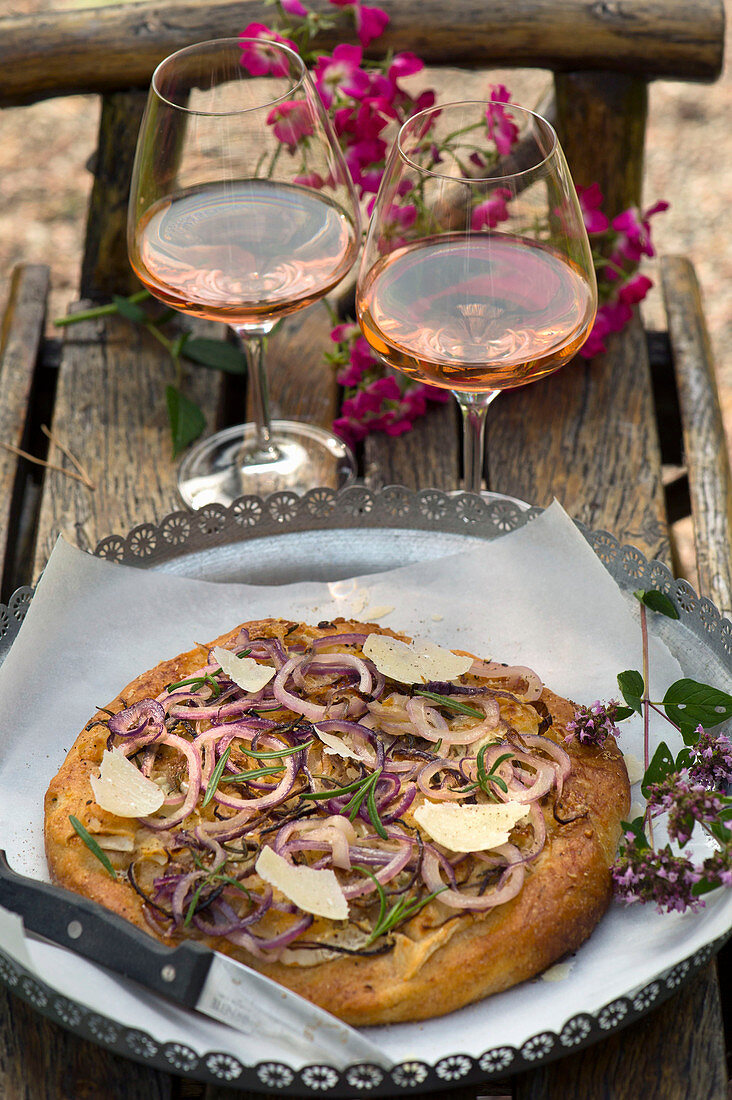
606,200,669,276
328,0,389,46
486,86,519,156
266,100,314,149
618,273,653,305
239,24,297,77
281,0,308,14
471,187,511,230
314,44,370,109
576,183,609,234
579,309,613,359
388,52,424,80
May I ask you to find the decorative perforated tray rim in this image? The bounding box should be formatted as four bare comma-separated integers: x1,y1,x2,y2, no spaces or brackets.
0,486,730,1093
0,936,724,1094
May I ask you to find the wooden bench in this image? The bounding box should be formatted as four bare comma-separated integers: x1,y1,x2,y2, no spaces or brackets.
0,2,729,1097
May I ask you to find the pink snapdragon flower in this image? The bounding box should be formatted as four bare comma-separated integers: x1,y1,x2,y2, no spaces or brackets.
329,0,390,46
576,183,610,234
266,100,314,150
239,24,297,76
605,200,669,279
471,188,512,230
314,44,371,109
486,86,519,156
281,0,308,15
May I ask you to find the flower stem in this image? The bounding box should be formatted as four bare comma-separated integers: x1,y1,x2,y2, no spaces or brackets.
53,290,149,327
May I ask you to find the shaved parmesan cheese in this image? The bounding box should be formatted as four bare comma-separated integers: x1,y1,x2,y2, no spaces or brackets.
314,726,362,761
256,846,349,920
541,960,574,982
363,634,472,685
364,605,395,620
212,646,275,692
413,800,530,853
90,749,165,818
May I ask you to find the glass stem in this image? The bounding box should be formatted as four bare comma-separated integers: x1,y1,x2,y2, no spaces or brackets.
454,390,499,495
233,325,280,463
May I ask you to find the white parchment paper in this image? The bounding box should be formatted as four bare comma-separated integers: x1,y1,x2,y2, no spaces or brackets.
0,501,730,1069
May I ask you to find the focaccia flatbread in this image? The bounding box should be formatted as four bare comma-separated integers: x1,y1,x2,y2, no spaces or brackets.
45,618,629,1024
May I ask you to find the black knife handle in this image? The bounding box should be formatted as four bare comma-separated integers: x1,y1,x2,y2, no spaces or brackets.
0,850,212,1009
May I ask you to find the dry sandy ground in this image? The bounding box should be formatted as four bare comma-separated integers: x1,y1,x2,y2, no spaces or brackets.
0,1,730,582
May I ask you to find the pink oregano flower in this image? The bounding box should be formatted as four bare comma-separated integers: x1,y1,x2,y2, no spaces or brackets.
471,188,511,231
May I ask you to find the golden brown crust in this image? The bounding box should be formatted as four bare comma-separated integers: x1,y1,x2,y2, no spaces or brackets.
44,618,630,1025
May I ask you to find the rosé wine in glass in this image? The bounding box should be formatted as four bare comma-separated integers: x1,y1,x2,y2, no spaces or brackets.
356,100,597,494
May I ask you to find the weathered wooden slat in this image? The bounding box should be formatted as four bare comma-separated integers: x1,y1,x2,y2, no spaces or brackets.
0,986,173,1100
32,310,226,580
0,263,49,597
0,0,723,108
489,315,669,561
661,255,732,616
554,71,648,216
81,90,148,299
514,966,727,1100
363,400,460,490
264,303,339,431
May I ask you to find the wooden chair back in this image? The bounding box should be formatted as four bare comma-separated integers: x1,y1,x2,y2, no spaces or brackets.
0,0,725,300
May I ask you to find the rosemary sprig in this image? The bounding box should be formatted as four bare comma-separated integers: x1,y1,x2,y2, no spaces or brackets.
69,815,116,879
245,739,315,760
202,745,232,808
185,857,252,926
166,673,221,698
458,748,513,798
413,688,484,719
355,866,447,945
302,768,388,839
220,765,284,783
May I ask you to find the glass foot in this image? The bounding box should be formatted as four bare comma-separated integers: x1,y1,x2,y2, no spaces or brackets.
177,421,357,509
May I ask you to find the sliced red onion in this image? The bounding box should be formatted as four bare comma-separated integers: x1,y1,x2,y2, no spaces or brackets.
468,660,543,702
107,699,165,746
312,632,369,650
225,913,314,958
136,732,203,830
416,759,471,801
273,656,344,722
342,836,413,899
422,843,525,909
508,733,572,797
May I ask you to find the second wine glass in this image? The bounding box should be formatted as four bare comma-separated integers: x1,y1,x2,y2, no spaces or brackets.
356,100,598,495
128,37,361,508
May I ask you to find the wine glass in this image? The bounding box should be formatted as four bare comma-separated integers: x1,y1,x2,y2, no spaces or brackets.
355,100,598,495
128,38,361,508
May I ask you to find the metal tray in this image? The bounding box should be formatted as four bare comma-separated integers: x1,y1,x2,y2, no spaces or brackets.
0,486,730,1096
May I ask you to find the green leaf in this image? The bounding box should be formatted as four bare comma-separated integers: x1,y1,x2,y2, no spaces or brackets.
112,294,148,324
621,815,650,850
662,678,732,730
615,705,635,722
675,746,692,770
641,741,675,797
69,815,117,879
165,385,206,457
633,589,680,619
617,670,644,714
183,338,248,374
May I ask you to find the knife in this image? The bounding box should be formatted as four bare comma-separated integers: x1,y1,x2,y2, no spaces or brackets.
0,851,391,1069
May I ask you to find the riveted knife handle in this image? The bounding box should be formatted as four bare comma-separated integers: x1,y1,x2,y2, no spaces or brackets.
0,850,212,1009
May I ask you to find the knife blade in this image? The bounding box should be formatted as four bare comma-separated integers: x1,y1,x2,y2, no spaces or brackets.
0,851,391,1069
